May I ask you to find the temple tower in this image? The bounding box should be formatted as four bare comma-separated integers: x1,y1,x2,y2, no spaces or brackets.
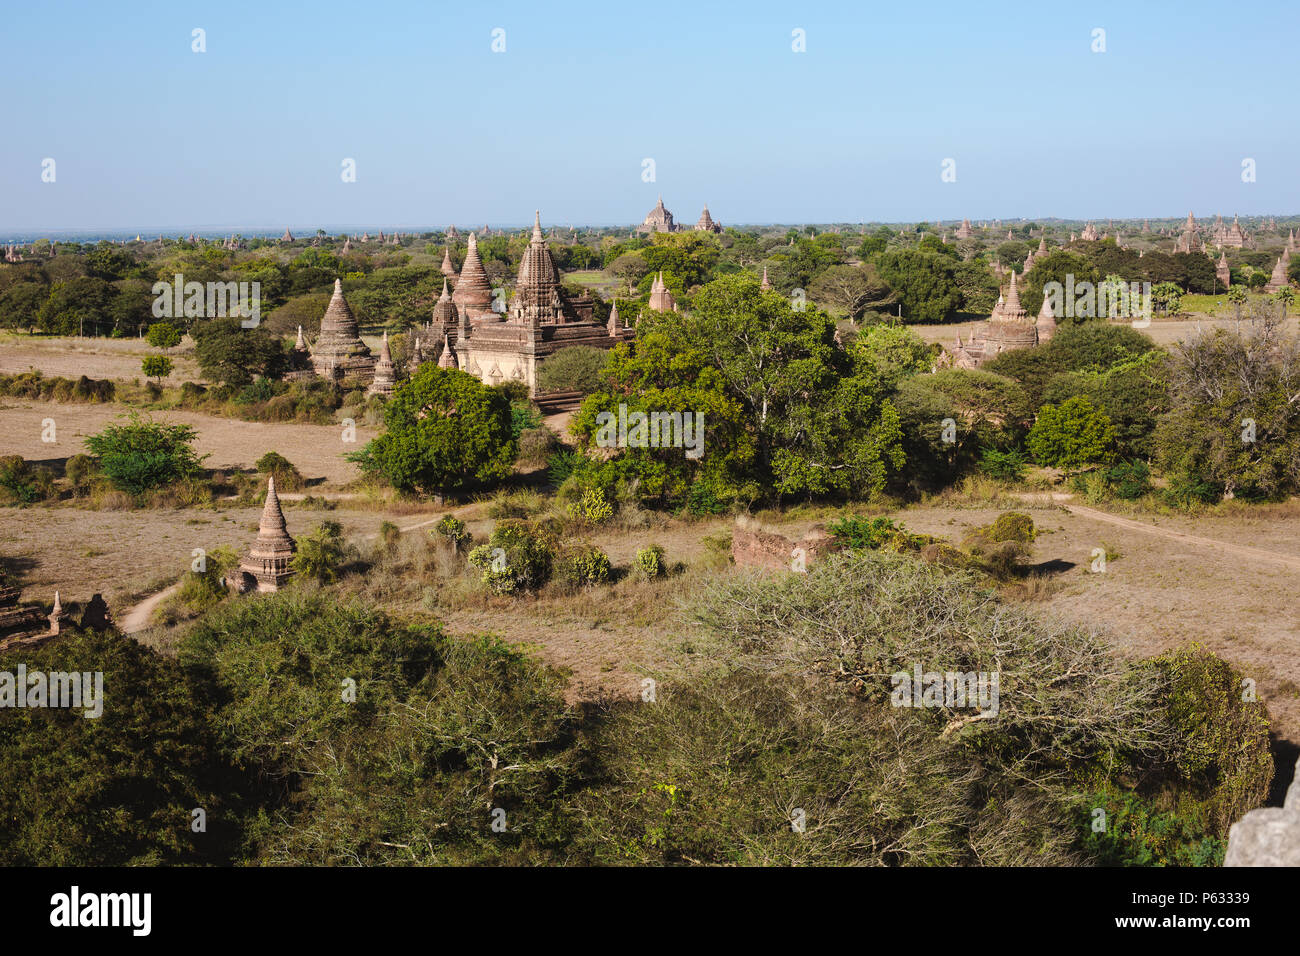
239,478,297,592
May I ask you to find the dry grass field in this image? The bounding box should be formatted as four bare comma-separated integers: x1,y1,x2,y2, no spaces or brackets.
0,399,375,488
909,315,1246,349
2,391,1298,746
0,334,201,383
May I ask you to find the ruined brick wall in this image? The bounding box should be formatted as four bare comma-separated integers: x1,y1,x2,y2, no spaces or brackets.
730,517,838,572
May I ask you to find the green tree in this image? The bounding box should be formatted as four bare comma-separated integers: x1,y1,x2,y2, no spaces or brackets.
358,365,515,498
191,317,287,386
536,346,609,395
141,354,173,383
1026,396,1116,469
83,413,206,495
146,321,182,349
875,250,961,323
1226,286,1247,323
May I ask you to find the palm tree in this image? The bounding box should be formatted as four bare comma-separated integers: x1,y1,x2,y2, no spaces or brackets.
1226,285,1247,324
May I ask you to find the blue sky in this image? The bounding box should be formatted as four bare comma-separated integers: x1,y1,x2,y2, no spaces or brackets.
1,0,1296,232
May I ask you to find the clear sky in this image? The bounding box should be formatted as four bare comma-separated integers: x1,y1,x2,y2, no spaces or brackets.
1,0,1296,233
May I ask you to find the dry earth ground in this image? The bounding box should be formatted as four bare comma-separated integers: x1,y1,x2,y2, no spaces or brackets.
896,502,1300,746
0,399,375,489
2,396,1298,745
909,315,1245,349
0,335,200,384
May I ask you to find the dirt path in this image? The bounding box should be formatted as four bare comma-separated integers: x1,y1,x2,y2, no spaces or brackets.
120,583,179,634
1060,502,1300,572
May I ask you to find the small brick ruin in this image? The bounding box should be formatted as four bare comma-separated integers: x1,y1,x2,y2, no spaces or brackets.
729,516,839,572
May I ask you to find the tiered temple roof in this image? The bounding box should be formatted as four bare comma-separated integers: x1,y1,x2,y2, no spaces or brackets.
452,233,495,317
440,247,457,278
1217,252,1231,289
954,218,974,240
1175,211,1202,253
445,211,632,394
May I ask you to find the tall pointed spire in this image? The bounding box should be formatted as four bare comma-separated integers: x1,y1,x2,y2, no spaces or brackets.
240,478,297,592
760,265,772,291
452,233,494,313
438,333,457,369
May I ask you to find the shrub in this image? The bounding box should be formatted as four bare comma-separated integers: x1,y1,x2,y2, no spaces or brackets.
636,545,666,579
1104,460,1152,500
64,453,97,493
292,520,351,585
467,519,555,594
556,543,612,588
1026,396,1116,470
518,427,559,468
546,449,581,484
536,346,609,395
989,512,1034,543
254,451,305,491
569,486,614,525
178,546,240,613
979,448,1028,482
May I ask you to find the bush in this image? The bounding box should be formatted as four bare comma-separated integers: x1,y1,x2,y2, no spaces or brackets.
517,427,559,468
467,519,555,594
292,520,351,585
536,346,609,395
569,485,614,525
635,545,666,579
1026,396,1116,470
556,543,612,588
1104,460,1152,500
989,512,1034,543
146,321,182,349
980,448,1028,483
254,451,305,491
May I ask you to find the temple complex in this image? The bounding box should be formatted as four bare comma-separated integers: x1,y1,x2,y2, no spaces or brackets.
1174,212,1202,253
310,279,376,383
1080,223,1100,241
239,478,297,592
431,212,633,394
637,196,678,234
1211,214,1249,248
942,270,1042,368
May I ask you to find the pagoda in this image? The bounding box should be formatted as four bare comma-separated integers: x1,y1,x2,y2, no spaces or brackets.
239,478,297,592
1265,249,1292,294
310,279,376,384
367,331,397,397
440,247,458,279
648,272,677,312
1216,252,1231,289
694,204,722,233
446,210,631,394
954,218,974,240
637,195,677,234
759,266,772,291
451,233,495,318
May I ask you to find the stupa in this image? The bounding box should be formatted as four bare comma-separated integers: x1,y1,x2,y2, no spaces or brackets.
239,478,297,592
637,195,677,234
1216,252,1231,289
694,204,722,233
1265,249,1292,294
310,279,376,383
648,271,677,312
451,233,495,318
759,266,772,291
440,247,457,279
367,331,397,397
